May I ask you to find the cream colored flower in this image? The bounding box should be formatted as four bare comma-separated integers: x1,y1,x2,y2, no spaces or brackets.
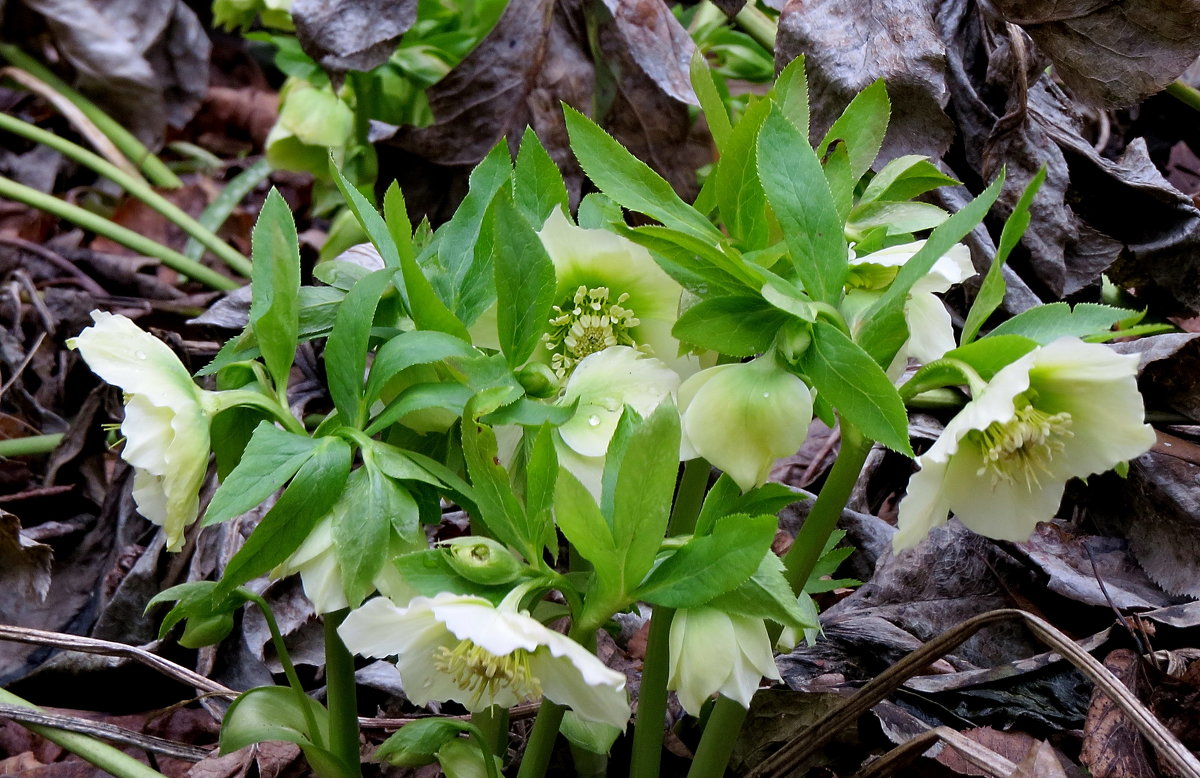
538,208,690,378
848,240,975,376
339,592,631,729
894,338,1156,550
679,357,812,492
69,311,215,551
553,345,680,496
667,608,780,714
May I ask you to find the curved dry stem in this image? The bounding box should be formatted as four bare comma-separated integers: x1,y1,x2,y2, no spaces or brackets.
0,624,236,698
749,609,1200,778
0,703,211,762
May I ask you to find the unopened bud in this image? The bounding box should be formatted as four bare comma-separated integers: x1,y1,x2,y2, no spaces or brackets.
442,536,523,585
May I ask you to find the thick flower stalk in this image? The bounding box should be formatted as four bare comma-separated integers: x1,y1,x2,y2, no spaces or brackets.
847,240,975,375
667,608,780,715
894,337,1157,550
678,356,813,492
338,591,631,729
69,311,218,551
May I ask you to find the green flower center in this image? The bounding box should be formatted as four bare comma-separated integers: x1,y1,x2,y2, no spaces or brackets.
544,285,640,378
435,638,542,706
971,400,1074,489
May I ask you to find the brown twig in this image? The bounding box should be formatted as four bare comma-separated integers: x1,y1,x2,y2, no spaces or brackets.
855,725,1019,778
748,609,1200,778
0,624,236,698
0,703,212,762
0,235,108,297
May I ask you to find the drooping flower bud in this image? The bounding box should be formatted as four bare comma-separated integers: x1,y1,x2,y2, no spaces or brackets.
442,537,524,585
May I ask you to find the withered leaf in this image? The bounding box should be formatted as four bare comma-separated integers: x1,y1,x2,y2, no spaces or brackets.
598,0,697,105
0,510,52,611
1080,649,1157,778
993,0,1200,108
292,0,418,75
1111,334,1200,422
775,0,956,165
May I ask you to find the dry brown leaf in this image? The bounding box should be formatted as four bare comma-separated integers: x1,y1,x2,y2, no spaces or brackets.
1081,649,1157,778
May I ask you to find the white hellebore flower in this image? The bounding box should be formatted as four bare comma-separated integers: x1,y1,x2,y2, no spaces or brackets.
69,311,216,552
667,608,780,715
538,207,692,378
849,240,975,376
554,345,680,496
679,357,813,492
894,337,1156,550
339,592,631,729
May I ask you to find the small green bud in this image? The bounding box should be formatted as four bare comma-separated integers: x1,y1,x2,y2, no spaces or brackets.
516,362,559,398
179,611,235,648
776,320,812,364
442,537,524,585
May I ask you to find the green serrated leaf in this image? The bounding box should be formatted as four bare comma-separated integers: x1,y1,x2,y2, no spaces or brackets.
987,302,1135,345
691,49,731,152
220,686,331,757
803,320,912,455
824,142,854,224
249,189,301,391
961,166,1047,345
393,549,511,602
712,97,770,249
461,414,535,555
553,466,619,594
375,719,476,767
860,155,959,203
564,106,723,242
364,330,479,406
672,295,789,356
758,107,847,304
705,552,814,629
365,382,472,436
856,171,1005,366
332,466,421,608
770,55,809,137
204,422,319,525
636,513,776,607
939,334,1039,381
513,126,570,227
216,436,352,598
816,79,889,182
847,201,948,235
492,194,557,367
324,268,395,426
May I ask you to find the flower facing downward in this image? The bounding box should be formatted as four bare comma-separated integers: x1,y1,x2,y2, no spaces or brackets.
894,338,1157,550
847,240,975,376
679,357,813,492
338,592,631,729
667,608,780,715
69,311,215,551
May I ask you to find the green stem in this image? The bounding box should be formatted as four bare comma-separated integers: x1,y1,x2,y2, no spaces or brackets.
781,423,871,593
669,457,710,536
514,699,565,778
687,423,873,778
183,158,272,265
240,590,325,750
211,389,308,436
0,112,251,276
0,433,63,457
629,605,675,778
687,696,749,778
323,610,363,777
0,44,183,189
734,4,777,51
471,705,508,759
0,175,237,291
1167,79,1200,114
0,688,169,778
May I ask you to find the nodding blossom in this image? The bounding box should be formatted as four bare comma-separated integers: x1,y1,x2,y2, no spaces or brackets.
894,338,1156,550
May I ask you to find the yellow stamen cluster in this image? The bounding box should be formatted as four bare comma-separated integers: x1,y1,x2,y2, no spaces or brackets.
971,399,1074,489
435,639,542,706
544,286,639,378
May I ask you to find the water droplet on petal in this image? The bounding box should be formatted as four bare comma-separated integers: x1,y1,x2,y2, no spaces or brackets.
135,350,147,360
762,392,770,399
587,414,601,427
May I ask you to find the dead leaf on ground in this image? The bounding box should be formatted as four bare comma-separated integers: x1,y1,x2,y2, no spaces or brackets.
936,727,1078,777
0,509,52,614
1081,649,1157,778
292,0,418,76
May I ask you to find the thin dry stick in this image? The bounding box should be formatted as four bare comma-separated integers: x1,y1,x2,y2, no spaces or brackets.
0,624,236,698
0,703,212,762
855,725,1019,778
0,67,142,180
748,609,1200,778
